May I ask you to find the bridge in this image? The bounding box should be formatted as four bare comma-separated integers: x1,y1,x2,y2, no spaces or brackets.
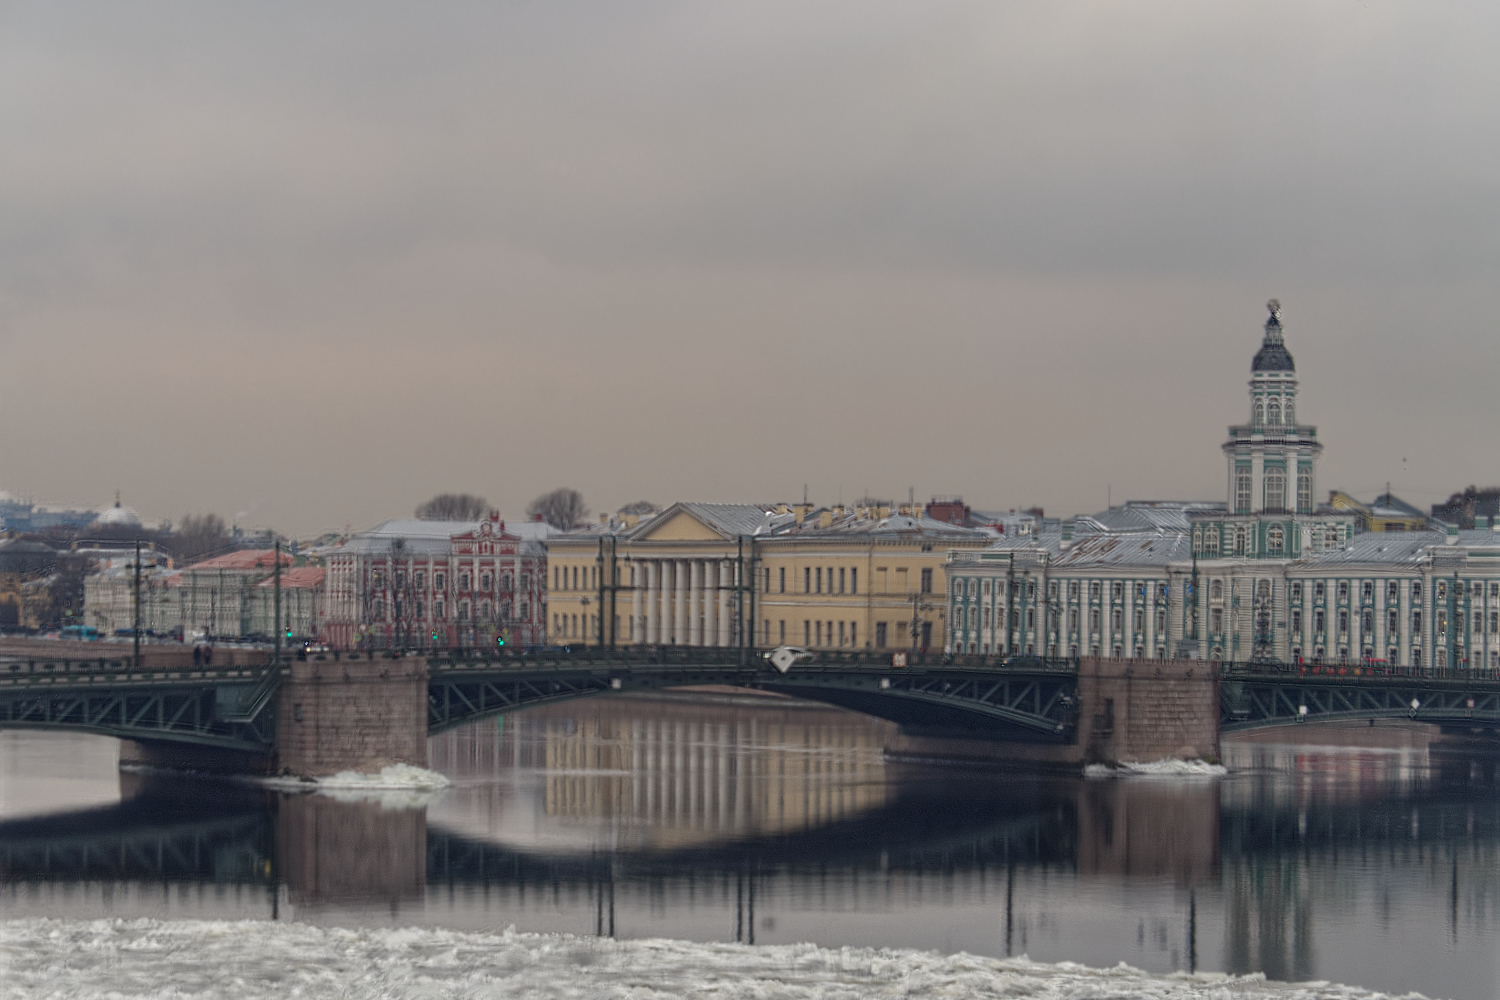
1,645,1497,774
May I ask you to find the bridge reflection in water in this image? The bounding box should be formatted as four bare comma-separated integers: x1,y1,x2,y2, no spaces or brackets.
0,707,1496,997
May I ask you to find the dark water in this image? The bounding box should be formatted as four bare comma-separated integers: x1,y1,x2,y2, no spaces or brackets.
1,695,1497,999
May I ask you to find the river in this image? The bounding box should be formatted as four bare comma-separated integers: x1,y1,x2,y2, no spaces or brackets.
1,693,1496,999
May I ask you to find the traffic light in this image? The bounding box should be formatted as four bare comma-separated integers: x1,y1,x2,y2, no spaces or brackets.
431,631,439,643
285,626,293,639
496,633,506,647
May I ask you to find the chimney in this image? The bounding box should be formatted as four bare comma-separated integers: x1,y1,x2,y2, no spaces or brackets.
622,514,639,529
819,510,832,529
794,507,805,527
878,505,891,519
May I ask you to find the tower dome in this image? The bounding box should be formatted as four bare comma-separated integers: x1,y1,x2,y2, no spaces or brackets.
95,491,142,529
1251,299,1295,373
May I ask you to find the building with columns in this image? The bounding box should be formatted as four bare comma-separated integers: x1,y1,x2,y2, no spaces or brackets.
545,502,992,652
944,302,1500,669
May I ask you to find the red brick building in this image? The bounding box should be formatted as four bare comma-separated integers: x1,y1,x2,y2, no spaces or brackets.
321,511,550,650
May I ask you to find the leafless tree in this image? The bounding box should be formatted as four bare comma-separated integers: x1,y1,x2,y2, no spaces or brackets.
617,500,659,516
170,514,230,564
527,488,588,530
415,493,490,521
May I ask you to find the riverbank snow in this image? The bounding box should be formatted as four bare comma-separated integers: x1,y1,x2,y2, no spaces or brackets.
0,917,1426,1000
1086,759,1229,778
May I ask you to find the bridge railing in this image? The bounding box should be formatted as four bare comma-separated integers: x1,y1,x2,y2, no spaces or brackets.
0,657,276,688
1222,659,1500,683
423,645,1079,675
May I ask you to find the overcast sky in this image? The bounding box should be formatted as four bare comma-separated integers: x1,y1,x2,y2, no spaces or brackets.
1,2,1496,535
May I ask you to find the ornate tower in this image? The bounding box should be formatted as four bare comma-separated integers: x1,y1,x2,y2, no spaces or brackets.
1222,300,1322,516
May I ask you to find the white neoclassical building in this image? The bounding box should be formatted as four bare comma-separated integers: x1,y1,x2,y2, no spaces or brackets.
946,302,1500,670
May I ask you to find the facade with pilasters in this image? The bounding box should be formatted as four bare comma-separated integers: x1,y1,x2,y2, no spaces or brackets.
945,302,1500,669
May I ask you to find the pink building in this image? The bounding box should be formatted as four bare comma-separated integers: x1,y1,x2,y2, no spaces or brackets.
321,511,551,650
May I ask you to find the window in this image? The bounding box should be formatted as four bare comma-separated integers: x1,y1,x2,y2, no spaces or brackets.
459,601,470,621
370,600,383,620
1437,580,1447,600
805,567,811,594
804,621,810,645
1265,470,1285,511
1437,611,1447,638
1111,582,1123,600
1203,529,1219,556
416,599,425,619
1387,581,1399,602
1491,612,1499,634
1412,648,1421,668
764,568,771,593
1254,401,1264,424
1291,610,1301,632
815,622,823,645
480,600,492,620
1110,608,1122,632
1026,608,1035,629
1089,609,1100,631
1412,611,1422,633
1388,610,1399,633
1068,582,1079,600
1133,609,1144,632
1337,582,1349,602
1267,526,1284,554
1236,470,1252,513
921,568,933,594
572,567,578,589
816,568,822,593
1211,580,1223,600
1069,609,1079,631
480,573,493,591
1412,582,1422,600
518,601,528,620
1026,580,1036,599
1315,582,1325,600
1234,527,1248,554
1361,581,1373,601
414,571,426,589
1297,474,1311,513
520,572,530,591
1268,400,1281,425
982,579,993,596
1155,609,1166,632
779,567,786,593
434,600,445,620
778,620,785,643
1315,610,1325,633
1474,611,1483,632
838,622,846,645
1211,609,1223,632
849,622,857,646
1291,582,1302,601
1338,610,1348,634
876,622,887,647
1090,582,1101,599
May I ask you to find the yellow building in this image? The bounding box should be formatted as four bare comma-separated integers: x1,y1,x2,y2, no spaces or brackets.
1327,490,1430,533
545,502,992,652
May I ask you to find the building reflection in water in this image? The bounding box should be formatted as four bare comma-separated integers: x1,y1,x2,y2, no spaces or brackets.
428,695,892,852
275,793,427,914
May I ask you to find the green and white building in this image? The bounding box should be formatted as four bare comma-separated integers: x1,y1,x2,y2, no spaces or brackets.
946,302,1500,669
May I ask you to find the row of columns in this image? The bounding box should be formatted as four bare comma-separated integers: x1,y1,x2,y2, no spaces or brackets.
630,558,742,646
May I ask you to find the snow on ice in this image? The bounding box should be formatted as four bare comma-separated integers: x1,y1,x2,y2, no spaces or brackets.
0,917,1428,1000
1085,759,1229,778
258,763,452,793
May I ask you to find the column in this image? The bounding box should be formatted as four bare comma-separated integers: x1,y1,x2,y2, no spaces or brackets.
646,561,659,644
631,563,642,644
690,560,703,646
675,560,688,645
721,559,735,646
705,561,719,646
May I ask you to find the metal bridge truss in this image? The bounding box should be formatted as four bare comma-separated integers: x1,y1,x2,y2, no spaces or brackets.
428,649,1079,739
0,659,279,752
1222,673,1500,731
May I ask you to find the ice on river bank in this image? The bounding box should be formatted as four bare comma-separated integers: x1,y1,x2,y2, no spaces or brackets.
1085,758,1230,778
0,917,1429,1000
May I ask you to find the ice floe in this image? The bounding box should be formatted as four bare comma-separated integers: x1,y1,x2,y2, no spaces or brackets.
259,762,452,793
0,917,1428,999
1085,758,1229,778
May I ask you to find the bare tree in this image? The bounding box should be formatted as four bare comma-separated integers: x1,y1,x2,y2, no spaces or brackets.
171,513,231,564
527,488,588,530
617,500,659,516
415,493,489,521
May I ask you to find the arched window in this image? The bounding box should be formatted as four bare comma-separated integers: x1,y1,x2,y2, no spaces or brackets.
1267,526,1285,554
1254,401,1264,425
1110,608,1122,632
1236,470,1252,513
1285,403,1294,424
1268,400,1281,425
1211,580,1223,600
1297,474,1312,513
1203,529,1220,556
1234,527,1248,554
1265,469,1285,512
479,599,492,620
480,573,492,591
458,601,470,621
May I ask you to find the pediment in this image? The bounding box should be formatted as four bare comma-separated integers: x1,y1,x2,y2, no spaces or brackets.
633,508,724,542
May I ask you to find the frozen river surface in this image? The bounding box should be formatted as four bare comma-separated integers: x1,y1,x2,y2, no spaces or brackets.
0,917,1421,1000
1,695,1497,998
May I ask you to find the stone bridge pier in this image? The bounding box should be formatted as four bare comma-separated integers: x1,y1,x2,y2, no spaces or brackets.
273,656,429,777
886,657,1222,768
